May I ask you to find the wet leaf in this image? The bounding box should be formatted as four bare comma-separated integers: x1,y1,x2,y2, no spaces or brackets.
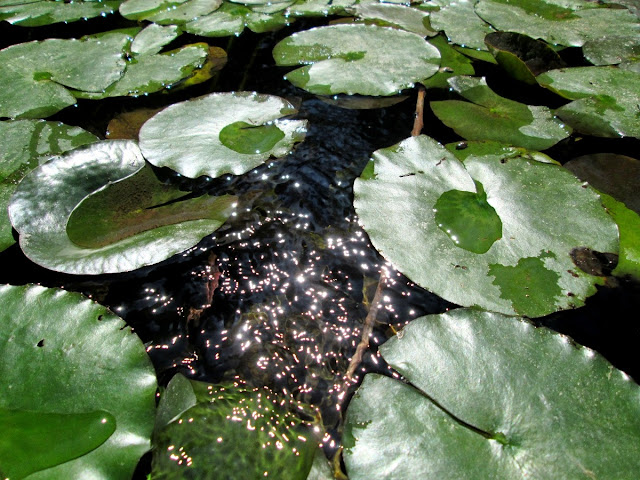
601,193,640,280
423,35,475,89
344,309,640,479
0,30,130,118
285,0,355,18
0,0,121,26
273,24,441,96
8,140,236,274
0,284,157,480
430,76,571,150
485,31,565,84
428,0,495,50
139,92,307,178
353,135,618,317
349,2,438,37
475,0,640,47
0,119,98,252
131,23,181,55
120,0,222,23
152,383,318,479
537,66,640,138
582,35,640,73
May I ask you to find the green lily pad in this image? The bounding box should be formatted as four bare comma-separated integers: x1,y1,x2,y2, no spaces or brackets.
343,308,640,479
285,0,355,17
152,382,318,479
131,23,180,55
582,35,640,73
184,1,291,36
353,135,618,317
475,0,640,47
485,31,565,84
0,284,157,480
0,0,122,26
428,0,495,50
538,66,640,138
273,24,441,96
349,2,438,37
8,140,236,274
0,30,130,118
430,76,572,150
600,193,640,281
0,119,98,252
120,0,222,23
445,139,559,165
423,34,475,89
139,92,307,178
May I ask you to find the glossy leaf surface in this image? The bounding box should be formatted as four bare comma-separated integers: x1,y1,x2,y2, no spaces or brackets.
428,0,494,50
0,0,122,26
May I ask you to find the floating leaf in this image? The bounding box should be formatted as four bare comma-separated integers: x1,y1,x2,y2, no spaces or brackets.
582,35,640,73
344,309,640,479
0,30,130,118
139,92,307,178
353,135,618,316
428,0,495,50
431,76,571,150
349,2,438,37
0,119,98,252
423,34,475,89
537,66,640,138
285,0,355,17
0,284,157,480
120,0,222,23
131,23,181,55
0,0,122,26
152,383,318,479
600,193,640,280
8,140,236,274
273,24,441,96
485,31,565,84
475,0,640,47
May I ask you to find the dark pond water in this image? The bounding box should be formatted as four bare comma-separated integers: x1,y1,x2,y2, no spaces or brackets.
1,13,640,475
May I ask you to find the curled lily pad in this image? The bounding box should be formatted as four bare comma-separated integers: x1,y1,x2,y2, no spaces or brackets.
0,30,130,118
139,92,307,178
273,24,441,96
431,76,571,150
537,66,640,138
0,0,121,26
475,0,640,47
8,140,236,274
0,119,98,252
354,135,618,317
0,284,157,480
344,308,640,479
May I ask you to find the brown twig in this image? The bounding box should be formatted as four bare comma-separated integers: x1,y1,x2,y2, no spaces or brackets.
346,268,387,380
411,85,426,137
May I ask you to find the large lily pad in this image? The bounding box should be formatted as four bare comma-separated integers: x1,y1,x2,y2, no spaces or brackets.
343,308,640,479
0,284,157,480
430,76,571,150
139,92,307,178
152,381,318,479
8,140,236,274
353,135,618,317
537,66,640,139
475,0,640,47
0,0,122,26
0,119,98,252
272,24,441,96
0,30,130,118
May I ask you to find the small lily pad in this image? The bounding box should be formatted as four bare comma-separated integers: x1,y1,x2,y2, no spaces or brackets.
0,0,121,26
139,92,307,178
344,309,640,479
8,140,236,274
537,66,640,139
353,135,618,316
0,284,157,480
273,24,441,96
131,23,181,55
0,119,98,252
430,76,572,150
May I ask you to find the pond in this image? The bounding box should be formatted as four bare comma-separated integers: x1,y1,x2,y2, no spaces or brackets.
1,2,640,479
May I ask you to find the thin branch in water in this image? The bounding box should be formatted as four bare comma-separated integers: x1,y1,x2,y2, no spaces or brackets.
346,268,387,380
411,85,426,137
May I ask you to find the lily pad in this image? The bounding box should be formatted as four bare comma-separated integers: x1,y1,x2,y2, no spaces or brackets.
0,30,130,118
430,76,572,150
8,140,237,274
600,193,640,280
582,35,640,73
152,382,318,479
183,1,290,36
349,2,438,37
0,0,122,26
285,0,355,17
139,92,307,178
120,0,222,23
537,66,640,138
343,308,640,479
0,284,157,480
0,119,98,252
428,0,495,51
273,24,441,96
475,0,640,47
353,135,618,317
423,34,475,89
131,23,181,55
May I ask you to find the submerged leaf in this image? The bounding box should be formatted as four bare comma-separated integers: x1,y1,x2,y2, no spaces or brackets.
344,309,640,479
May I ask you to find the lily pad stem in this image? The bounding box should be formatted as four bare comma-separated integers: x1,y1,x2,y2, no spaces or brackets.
411,85,426,137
